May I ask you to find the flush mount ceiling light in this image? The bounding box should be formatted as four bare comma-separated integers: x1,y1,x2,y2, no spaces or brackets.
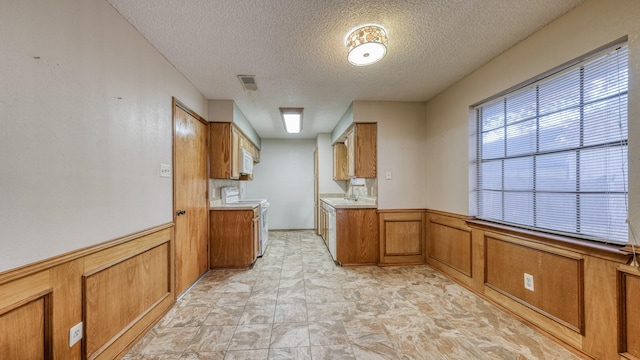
280,108,303,134
346,25,388,66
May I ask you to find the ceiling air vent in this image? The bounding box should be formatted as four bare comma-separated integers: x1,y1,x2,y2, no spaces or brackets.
237,75,258,91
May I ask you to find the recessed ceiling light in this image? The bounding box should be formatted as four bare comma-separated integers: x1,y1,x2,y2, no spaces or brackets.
280,108,303,134
346,25,388,66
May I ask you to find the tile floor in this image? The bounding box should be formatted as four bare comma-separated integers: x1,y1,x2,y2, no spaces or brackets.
123,230,581,359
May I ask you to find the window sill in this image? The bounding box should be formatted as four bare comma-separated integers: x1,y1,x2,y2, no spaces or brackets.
466,218,631,263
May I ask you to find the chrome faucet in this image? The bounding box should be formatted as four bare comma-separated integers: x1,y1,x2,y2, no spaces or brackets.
348,183,358,201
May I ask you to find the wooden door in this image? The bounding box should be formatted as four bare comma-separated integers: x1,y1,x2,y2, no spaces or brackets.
173,98,209,296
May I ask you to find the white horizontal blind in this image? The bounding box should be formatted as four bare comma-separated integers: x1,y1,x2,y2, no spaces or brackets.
476,43,628,244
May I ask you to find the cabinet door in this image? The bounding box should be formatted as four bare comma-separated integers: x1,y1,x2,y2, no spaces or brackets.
208,122,233,179
333,143,349,180
354,123,377,178
346,129,355,177
231,127,240,179
253,213,260,260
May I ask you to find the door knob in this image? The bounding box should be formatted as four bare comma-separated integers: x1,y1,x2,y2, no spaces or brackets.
176,210,186,216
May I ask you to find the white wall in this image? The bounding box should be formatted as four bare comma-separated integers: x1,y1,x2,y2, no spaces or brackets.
316,133,347,195
424,0,640,235
0,0,207,272
245,139,316,229
353,101,428,209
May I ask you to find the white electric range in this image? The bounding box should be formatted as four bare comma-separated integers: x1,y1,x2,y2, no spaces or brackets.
221,187,269,257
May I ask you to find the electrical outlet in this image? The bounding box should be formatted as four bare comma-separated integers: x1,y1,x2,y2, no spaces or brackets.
524,273,535,291
69,322,83,347
160,163,171,178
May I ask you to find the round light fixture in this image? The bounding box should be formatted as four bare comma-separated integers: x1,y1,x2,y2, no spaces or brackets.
346,25,388,66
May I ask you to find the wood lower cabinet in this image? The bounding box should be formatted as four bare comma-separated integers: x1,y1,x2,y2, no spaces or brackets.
210,208,259,268
378,210,426,266
319,202,329,245
336,208,378,265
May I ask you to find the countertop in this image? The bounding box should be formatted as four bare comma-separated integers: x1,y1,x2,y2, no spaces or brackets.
210,203,259,210
320,197,377,209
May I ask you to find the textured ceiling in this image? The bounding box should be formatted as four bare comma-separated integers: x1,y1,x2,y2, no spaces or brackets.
106,0,584,139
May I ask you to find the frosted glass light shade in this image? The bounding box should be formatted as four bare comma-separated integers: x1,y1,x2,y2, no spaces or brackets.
346,25,388,66
280,108,303,134
283,113,301,133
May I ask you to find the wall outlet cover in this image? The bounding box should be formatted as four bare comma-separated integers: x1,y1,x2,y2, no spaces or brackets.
69,321,83,347
524,273,534,291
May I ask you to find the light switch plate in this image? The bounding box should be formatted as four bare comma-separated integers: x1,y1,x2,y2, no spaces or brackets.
385,170,392,180
160,163,171,178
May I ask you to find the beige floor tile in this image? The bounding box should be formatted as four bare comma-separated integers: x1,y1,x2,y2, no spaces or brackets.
310,345,356,360
228,324,272,350
266,346,311,360
308,320,349,346
238,304,276,324
179,351,226,360
186,325,235,352
274,303,307,323
223,349,269,360
269,322,310,348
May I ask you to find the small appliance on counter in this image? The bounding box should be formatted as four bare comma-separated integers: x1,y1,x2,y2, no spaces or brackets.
221,186,269,256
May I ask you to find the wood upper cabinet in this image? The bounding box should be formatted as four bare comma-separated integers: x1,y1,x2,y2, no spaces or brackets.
345,123,376,178
333,143,349,180
210,208,259,268
209,122,260,180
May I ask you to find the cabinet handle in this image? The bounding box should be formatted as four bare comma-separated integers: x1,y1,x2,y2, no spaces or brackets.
176,210,186,216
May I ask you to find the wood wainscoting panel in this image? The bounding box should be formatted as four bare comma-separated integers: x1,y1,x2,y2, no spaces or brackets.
0,224,174,360
51,259,83,359
378,210,425,266
484,236,584,333
0,292,52,360
428,219,472,277
619,269,640,359
83,241,172,359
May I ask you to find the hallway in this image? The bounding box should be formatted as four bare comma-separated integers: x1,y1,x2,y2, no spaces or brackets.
123,230,580,359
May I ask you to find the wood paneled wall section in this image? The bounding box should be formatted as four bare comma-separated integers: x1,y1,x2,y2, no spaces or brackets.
378,210,425,266
426,211,473,284
0,224,175,360
619,269,640,359
426,209,633,359
0,291,52,359
336,208,379,265
484,236,583,332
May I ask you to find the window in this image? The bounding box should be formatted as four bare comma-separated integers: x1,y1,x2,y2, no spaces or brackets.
475,43,628,244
